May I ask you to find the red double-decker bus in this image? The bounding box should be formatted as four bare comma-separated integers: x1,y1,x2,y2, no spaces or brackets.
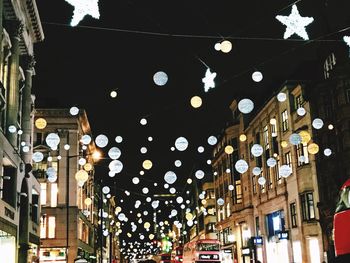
334,178,350,262
160,253,172,263
183,239,220,263
171,246,183,263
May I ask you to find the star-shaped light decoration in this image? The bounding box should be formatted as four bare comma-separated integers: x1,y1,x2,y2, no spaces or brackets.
202,68,217,92
276,4,314,40
65,0,100,27
344,36,350,47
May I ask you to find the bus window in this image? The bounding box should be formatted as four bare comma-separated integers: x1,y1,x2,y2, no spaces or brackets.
196,243,220,251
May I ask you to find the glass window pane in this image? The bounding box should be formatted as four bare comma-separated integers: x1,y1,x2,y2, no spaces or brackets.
48,217,55,238
50,183,58,207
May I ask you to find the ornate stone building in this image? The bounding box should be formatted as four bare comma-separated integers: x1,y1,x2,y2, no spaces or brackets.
0,0,44,262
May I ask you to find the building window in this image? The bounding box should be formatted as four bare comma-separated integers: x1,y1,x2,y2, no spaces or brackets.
252,175,257,194
234,178,243,204
249,142,254,160
300,192,315,221
40,183,47,205
281,110,289,132
255,216,260,236
296,143,309,166
40,215,47,238
275,158,282,184
226,203,231,218
285,152,292,167
32,191,39,224
323,53,336,80
271,118,278,138
290,202,297,228
48,216,56,238
50,183,58,207
206,223,216,233
206,189,215,199
295,94,304,109
263,125,269,148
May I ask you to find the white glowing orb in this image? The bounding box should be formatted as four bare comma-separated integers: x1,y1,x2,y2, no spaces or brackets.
132,177,140,185
217,198,224,206
108,147,121,160
110,90,117,98
33,152,44,163
258,177,266,185
297,107,306,116
252,71,263,82
207,136,217,145
267,158,277,168
238,98,254,114
8,125,16,133
102,186,110,194
235,159,249,174
202,69,216,92
175,160,182,167
220,40,232,53
65,0,100,27
251,144,264,157
312,118,324,130
324,148,332,157
176,196,183,204
78,158,86,166
64,144,70,150
95,134,108,148
207,159,212,165
164,171,177,184
153,71,168,86
190,96,203,108
108,171,116,177
175,137,189,151
187,178,192,184
142,187,149,194
169,187,176,194
277,92,287,102
148,136,153,142
276,4,314,40
115,136,123,143
108,160,123,173
289,133,302,145
140,118,147,126
197,146,204,153
140,147,147,154
214,42,221,51
344,36,350,47
46,133,60,148
279,165,292,178
171,210,178,216
22,145,30,153
69,106,79,115
228,185,234,191
195,170,205,180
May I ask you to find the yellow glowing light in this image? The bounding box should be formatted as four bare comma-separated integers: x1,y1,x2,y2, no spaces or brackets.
201,199,207,205
225,145,234,154
187,178,192,184
164,220,169,225
115,207,122,213
35,118,47,129
328,124,334,130
299,130,311,144
239,134,247,142
281,141,288,148
84,197,92,206
84,163,93,172
144,222,151,229
220,40,232,53
142,160,153,170
307,143,319,154
92,151,102,161
270,118,277,125
127,233,132,238
190,96,202,108
185,213,193,221
149,234,155,240
75,169,89,183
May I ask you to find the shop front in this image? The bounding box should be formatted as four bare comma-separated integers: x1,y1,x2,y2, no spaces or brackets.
40,248,66,263
0,230,16,263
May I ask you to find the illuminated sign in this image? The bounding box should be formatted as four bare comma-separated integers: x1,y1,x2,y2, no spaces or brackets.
223,249,232,253
253,236,263,245
199,254,219,260
242,248,250,255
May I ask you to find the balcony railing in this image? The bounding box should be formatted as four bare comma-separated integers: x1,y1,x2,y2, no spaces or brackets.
0,81,5,110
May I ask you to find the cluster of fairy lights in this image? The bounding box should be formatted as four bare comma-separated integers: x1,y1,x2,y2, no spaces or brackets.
35,1,349,256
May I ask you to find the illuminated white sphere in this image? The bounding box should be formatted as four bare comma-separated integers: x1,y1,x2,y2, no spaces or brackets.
297,107,306,116
108,147,122,160
195,170,205,179
258,177,266,185
32,152,44,163
142,187,149,194
207,159,212,165
235,159,249,174
277,93,287,102
175,160,182,167
140,118,147,126
312,118,324,130
175,137,189,151
69,106,79,116
140,147,147,154
110,90,117,98
238,98,254,114
220,40,232,53
22,145,30,153
197,146,204,153
164,183,169,189
148,136,153,142
95,134,108,148
153,71,168,86
214,42,221,51
190,96,202,108
102,186,110,194
115,136,123,143
252,71,263,82
169,187,176,194
207,136,217,145
176,196,183,204
324,148,332,156
132,177,140,184
228,185,234,191
64,144,70,150
217,198,224,206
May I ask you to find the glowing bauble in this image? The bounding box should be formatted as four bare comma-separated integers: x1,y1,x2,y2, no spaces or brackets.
46,167,57,178
153,71,168,86
69,106,79,115
299,131,311,144
207,136,218,145
197,146,204,153
239,134,247,142
225,145,234,154
46,133,60,148
175,137,189,151
115,136,123,143
108,147,121,159
95,134,108,148
252,71,263,82
252,167,261,176
176,196,183,204
132,177,140,184
118,213,126,221
195,170,205,179
169,187,176,194
164,171,177,184
221,40,232,53
251,144,263,157
277,93,287,102
75,170,89,183
64,144,70,150
187,178,192,184
214,42,221,51
108,160,123,173
22,145,30,153
312,118,324,130
185,213,193,221
35,118,47,129
84,197,92,206
289,133,302,145
328,124,334,130
78,158,86,166
267,158,277,167
149,234,155,240
217,198,224,206
258,177,266,185
81,135,91,145
32,152,44,163
279,165,292,178
238,98,254,114
142,160,153,170
324,148,332,157
144,222,151,229
297,107,306,116
187,220,194,227
281,141,288,148
140,147,147,154
142,187,149,194
151,201,159,209
108,171,116,177
235,159,249,174
102,186,110,194
190,96,202,108
110,90,117,98
171,209,178,217
175,160,182,167
308,143,319,154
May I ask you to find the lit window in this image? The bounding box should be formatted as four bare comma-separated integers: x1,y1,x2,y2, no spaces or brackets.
285,152,292,168
295,94,304,109
300,192,315,221
40,183,47,205
48,216,56,238
40,215,47,238
290,202,297,228
281,110,289,132
296,143,309,166
50,183,58,207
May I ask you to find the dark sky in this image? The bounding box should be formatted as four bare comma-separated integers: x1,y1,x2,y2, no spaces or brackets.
33,0,350,253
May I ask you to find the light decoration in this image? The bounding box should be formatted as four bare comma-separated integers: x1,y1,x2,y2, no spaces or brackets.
190,95,202,108
281,140,288,148
65,0,100,27
225,145,234,154
202,69,217,92
35,118,47,129
220,40,232,53
153,71,168,86
238,98,254,114
252,71,263,82
142,160,153,170
239,134,247,142
110,90,117,98
344,36,350,48
84,197,92,206
276,4,314,40
75,169,89,184
307,143,319,155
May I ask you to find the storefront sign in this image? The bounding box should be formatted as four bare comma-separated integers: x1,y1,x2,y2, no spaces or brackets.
242,248,250,255
277,231,289,240
253,236,263,245
223,249,232,253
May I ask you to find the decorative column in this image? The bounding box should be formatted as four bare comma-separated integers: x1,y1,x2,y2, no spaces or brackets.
0,0,3,65
6,21,23,147
21,56,35,163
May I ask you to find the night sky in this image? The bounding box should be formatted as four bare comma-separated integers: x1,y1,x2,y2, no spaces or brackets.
33,0,350,253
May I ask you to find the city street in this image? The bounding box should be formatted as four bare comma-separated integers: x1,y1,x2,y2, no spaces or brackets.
0,0,350,263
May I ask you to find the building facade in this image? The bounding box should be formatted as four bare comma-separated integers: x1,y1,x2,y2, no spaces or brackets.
0,0,44,262
34,109,98,263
